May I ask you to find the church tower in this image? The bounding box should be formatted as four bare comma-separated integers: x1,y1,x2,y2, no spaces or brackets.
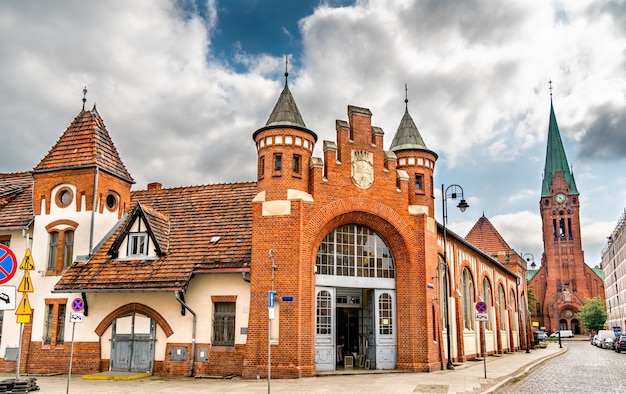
530,87,604,334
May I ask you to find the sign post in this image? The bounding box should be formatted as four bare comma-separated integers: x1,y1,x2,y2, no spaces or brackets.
67,297,84,394
14,248,35,381
475,302,488,378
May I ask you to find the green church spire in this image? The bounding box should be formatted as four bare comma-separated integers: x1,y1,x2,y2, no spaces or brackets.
541,98,579,197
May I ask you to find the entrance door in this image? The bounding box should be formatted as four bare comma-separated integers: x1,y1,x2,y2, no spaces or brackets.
367,289,396,369
314,287,335,371
110,313,156,373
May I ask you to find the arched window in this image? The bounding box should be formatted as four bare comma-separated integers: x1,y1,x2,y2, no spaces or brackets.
63,230,74,269
462,268,474,330
498,285,506,330
482,277,492,330
316,224,395,278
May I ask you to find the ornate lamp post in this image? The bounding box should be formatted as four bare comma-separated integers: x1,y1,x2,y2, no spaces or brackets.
441,184,469,370
522,253,534,353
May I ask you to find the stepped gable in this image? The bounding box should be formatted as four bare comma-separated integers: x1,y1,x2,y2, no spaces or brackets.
54,181,256,292
33,107,133,183
0,172,34,230
465,213,512,256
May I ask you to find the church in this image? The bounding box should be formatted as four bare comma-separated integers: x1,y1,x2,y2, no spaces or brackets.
0,76,529,378
527,92,605,335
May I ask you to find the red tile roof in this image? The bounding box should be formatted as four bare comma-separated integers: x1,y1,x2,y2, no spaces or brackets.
0,172,34,230
465,214,513,256
54,182,256,292
33,108,133,183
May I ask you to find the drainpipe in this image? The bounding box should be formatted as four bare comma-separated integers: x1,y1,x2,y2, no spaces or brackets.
175,291,196,377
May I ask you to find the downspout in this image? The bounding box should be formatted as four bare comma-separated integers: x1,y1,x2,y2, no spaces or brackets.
175,291,196,377
89,166,99,256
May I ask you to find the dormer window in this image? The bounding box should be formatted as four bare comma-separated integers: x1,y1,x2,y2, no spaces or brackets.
128,232,148,257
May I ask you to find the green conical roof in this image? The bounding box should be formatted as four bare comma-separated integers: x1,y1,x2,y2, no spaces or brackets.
265,79,306,128
541,100,578,197
389,105,437,158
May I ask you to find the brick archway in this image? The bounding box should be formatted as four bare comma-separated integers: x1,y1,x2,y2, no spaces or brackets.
95,302,174,337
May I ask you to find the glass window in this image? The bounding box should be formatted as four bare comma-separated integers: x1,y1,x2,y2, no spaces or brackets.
415,174,423,190
482,278,492,330
315,224,395,279
316,290,332,335
212,302,235,346
462,268,474,330
48,232,59,270
56,304,66,344
44,304,54,344
43,301,67,346
63,230,74,268
379,293,393,335
293,154,301,174
258,156,265,178
0,235,9,247
274,154,282,172
498,285,506,330
128,233,148,257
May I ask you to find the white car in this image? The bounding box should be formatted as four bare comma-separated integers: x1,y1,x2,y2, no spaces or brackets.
602,338,614,349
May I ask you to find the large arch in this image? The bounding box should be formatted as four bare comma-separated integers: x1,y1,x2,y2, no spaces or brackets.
95,302,174,337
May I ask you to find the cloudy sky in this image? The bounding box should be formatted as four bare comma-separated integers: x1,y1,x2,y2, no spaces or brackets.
1,0,625,267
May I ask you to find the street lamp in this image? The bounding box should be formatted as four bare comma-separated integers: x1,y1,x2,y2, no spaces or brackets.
441,184,469,370
553,289,562,349
521,253,534,353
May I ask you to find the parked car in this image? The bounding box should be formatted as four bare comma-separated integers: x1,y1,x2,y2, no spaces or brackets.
591,335,599,345
602,337,614,349
614,334,626,353
537,331,547,341
550,330,573,338
596,330,616,347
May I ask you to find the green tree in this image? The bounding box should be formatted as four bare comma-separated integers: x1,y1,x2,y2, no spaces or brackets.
577,296,607,333
527,280,536,315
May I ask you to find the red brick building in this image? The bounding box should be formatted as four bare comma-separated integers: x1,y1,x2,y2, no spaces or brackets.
0,79,528,378
528,97,605,334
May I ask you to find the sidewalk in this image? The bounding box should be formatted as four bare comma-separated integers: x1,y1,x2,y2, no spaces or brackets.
2,342,566,393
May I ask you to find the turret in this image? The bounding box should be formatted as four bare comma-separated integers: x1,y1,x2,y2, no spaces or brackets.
252,63,317,201
389,87,437,217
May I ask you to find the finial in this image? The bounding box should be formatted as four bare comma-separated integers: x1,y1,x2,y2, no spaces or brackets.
82,86,87,111
284,55,289,85
549,79,553,97
404,83,408,109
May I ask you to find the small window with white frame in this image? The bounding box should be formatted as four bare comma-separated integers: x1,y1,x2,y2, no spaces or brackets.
128,232,148,257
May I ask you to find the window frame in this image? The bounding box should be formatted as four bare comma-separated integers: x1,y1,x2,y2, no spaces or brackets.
212,302,236,346
127,232,149,257
43,299,67,347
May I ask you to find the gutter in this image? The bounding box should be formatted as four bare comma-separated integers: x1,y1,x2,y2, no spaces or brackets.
175,290,196,377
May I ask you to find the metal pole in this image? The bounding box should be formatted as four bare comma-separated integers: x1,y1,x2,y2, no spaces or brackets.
442,184,454,370
67,322,76,394
482,320,486,379
16,323,23,380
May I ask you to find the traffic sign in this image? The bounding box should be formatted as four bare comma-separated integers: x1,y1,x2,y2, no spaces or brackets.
476,301,487,313
17,315,30,324
0,244,18,284
0,285,16,310
15,294,32,315
70,312,84,323
19,249,35,270
18,271,34,293
71,298,84,312
476,312,489,321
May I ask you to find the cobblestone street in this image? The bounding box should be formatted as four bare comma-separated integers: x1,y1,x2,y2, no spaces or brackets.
499,340,626,393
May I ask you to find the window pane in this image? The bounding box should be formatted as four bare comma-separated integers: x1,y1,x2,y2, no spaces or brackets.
56,304,66,344
64,231,74,268
44,304,53,344
48,232,58,270
213,302,235,346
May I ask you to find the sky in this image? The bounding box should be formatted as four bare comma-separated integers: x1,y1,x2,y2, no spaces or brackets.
1,0,625,268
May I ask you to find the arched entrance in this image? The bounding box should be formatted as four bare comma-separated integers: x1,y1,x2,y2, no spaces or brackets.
314,224,396,371
110,312,156,373
571,319,580,334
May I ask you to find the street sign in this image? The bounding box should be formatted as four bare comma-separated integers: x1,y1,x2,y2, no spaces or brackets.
15,294,32,315
70,312,84,323
475,301,487,313
18,271,34,293
476,312,489,321
0,244,18,284
71,298,84,312
19,249,35,270
0,285,16,310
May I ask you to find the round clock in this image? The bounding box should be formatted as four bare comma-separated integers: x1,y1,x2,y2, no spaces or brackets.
555,193,566,203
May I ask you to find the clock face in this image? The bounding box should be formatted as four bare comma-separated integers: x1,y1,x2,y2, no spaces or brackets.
555,193,566,203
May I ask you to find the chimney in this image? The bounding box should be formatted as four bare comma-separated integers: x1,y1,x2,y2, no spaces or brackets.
147,182,162,191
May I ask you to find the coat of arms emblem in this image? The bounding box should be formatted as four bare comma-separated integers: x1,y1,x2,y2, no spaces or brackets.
351,150,374,189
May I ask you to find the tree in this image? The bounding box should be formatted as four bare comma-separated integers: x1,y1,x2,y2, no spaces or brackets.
527,280,536,315
576,296,607,333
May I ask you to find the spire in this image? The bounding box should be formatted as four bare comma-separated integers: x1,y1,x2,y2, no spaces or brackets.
33,106,134,183
264,56,307,129
82,86,87,111
389,85,437,157
541,83,578,197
